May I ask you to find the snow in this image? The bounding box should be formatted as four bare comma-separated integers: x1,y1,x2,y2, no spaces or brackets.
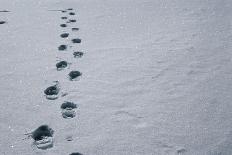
1,0,232,154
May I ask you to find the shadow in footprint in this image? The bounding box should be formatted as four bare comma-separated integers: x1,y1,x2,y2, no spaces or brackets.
56,61,68,70
67,8,73,11
68,19,76,23
61,17,68,20
0,10,10,12
30,125,54,150
61,102,77,119
73,51,84,58
72,28,79,31
60,24,67,27
44,81,60,100
70,153,83,155
58,45,67,51
69,12,75,15
0,21,6,24
72,38,81,44
60,33,69,38
62,10,67,13
68,71,82,81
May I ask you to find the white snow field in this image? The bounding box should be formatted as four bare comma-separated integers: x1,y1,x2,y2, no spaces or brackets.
1,0,232,154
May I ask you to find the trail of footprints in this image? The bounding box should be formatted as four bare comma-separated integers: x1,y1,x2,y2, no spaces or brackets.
27,8,84,155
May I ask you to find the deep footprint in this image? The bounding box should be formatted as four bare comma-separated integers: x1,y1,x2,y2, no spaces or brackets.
68,71,82,80
0,21,6,24
44,82,60,100
72,38,81,43
60,33,69,38
70,153,83,155
58,45,67,51
73,51,84,58
68,19,76,23
61,17,68,19
60,24,67,27
72,28,79,31
69,12,75,15
61,102,77,119
31,125,54,150
56,61,68,70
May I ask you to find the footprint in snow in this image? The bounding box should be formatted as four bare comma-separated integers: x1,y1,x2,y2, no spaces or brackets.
68,71,82,81
0,21,6,24
68,19,76,23
58,45,67,51
60,24,67,27
67,8,73,11
61,17,68,20
72,28,79,31
61,101,77,119
72,38,81,43
26,125,54,150
73,51,84,58
56,61,68,70
70,153,83,155
69,12,75,15
60,33,69,38
44,81,60,100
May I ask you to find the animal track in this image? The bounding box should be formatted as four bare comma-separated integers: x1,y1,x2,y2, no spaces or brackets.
60,24,67,27
67,8,73,11
73,51,84,58
30,125,54,150
72,38,81,43
44,81,60,100
70,153,83,155
61,102,77,118
56,61,68,70
0,21,6,24
58,45,67,51
72,28,79,31
68,19,76,23
69,12,75,15
68,71,82,80
61,17,68,20
60,33,69,38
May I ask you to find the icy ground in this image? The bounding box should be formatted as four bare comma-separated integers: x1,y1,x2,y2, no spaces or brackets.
0,0,232,154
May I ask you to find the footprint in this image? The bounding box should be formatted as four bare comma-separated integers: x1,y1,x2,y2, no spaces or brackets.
0,10,10,12
30,125,54,150
44,81,60,100
60,33,69,38
0,21,6,24
62,10,67,13
72,38,81,43
61,17,68,20
68,19,76,23
60,24,67,27
69,12,75,15
67,8,73,11
72,28,79,31
73,51,84,58
56,61,68,70
61,102,77,119
70,153,83,155
58,45,67,51
68,71,82,81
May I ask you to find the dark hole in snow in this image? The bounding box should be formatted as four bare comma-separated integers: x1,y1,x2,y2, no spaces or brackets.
60,24,67,27
31,125,54,141
69,12,75,15
58,45,67,51
56,61,68,70
67,8,73,11
44,85,59,96
0,21,6,24
61,101,77,109
72,28,79,31
61,17,68,19
69,19,76,23
73,51,83,58
60,33,69,38
72,38,81,43
70,153,83,155
68,71,82,80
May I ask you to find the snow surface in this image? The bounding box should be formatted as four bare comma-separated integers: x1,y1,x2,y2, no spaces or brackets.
1,0,232,154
